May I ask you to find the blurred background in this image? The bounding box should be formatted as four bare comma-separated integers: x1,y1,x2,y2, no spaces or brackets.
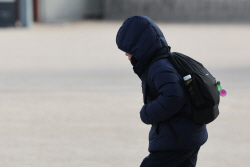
0,0,250,167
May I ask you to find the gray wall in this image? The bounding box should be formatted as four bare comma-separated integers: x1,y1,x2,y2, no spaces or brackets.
39,0,87,23
39,0,104,23
85,0,104,18
104,0,250,22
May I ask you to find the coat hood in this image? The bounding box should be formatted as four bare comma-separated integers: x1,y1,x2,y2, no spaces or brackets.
116,15,169,77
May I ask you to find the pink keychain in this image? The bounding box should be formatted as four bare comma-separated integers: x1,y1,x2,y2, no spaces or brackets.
217,81,227,97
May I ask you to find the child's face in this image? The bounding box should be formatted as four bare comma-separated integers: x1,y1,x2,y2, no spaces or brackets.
125,53,132,61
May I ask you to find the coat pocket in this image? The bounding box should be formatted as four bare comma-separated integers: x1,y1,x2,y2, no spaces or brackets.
149,123,160,141
156,123,160,134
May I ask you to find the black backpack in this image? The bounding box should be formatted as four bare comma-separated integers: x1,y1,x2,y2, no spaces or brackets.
144,50,220,125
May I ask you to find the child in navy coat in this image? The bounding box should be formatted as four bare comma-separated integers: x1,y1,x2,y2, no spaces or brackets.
116,15,208,167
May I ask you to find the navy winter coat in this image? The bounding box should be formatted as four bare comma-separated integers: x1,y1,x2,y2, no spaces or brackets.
116,15,208,152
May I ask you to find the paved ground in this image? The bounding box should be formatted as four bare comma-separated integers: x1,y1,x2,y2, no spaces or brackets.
0,21,250,167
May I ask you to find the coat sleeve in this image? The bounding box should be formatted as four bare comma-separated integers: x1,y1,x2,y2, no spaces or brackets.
140,65,186,124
